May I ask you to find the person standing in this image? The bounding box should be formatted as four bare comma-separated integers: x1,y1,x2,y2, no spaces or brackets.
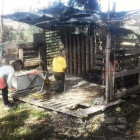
52,50,67,93
0,59,24,109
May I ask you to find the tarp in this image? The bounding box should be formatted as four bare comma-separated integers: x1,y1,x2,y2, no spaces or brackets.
2,5,140,32
1,6,125,28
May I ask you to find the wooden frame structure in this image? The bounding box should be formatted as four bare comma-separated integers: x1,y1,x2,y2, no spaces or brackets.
44,28,140,103
9,28,140,118
17,33,46,70
17,28,140,106
18,42,42,69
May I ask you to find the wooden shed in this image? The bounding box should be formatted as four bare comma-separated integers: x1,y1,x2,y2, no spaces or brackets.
2,8,140,117
36,26,140,103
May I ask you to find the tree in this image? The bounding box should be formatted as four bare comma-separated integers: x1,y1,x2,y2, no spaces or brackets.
2,19,43,44
48,0,100,11
68,0,100,11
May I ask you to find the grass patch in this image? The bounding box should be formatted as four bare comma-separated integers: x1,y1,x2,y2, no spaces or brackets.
1,96,140,140
0,99,49,140
30,110,49,120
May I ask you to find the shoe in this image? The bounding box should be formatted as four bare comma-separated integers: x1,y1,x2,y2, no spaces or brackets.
4,104,13,110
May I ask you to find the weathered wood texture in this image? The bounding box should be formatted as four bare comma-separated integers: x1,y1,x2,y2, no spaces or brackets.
63,35,140,76
108,40,140,101
18,44,39,68
44,32,140,102
64,35,97,76
69,35,73,74
45,30,63,71
19,49,23,61
18,33,46,69
33,33,46,71
12,90,123,118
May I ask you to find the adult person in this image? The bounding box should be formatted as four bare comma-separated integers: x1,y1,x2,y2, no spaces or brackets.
0,59,24,109
52,49,67,93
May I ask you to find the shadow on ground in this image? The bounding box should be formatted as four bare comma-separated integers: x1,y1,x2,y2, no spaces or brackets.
1,95,140,140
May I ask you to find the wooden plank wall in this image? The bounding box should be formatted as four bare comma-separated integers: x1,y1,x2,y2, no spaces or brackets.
34,32,140,102
64,35,96,76
33,33,46,71
17,43,41,69
45,32,140,80
45,33,106,75
109,41,140,100
45,30,64,71
18,43,37,60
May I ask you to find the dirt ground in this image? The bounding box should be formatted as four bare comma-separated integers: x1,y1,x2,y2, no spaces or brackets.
2,74,140,140
42,74,105,106
29,94,140,140
1,93,140,140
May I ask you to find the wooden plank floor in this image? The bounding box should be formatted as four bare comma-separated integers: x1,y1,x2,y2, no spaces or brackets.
11,89,123,118
10,75,122,118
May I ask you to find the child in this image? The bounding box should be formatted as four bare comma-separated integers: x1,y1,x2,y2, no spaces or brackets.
52,50,67,93
0,59,24,109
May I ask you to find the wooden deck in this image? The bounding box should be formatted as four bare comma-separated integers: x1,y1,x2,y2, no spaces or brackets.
11,90,123,118
11,76,123,118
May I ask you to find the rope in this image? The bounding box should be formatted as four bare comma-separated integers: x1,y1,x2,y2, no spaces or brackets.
94,60,120,89
102,60,119,80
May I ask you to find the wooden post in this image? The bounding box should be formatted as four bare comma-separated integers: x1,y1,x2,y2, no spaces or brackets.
65,35,69,73
112,2,116,13
69,35,73,74
109,62,115,100
73,36,77,75
90,36,94,70
19,48,23,61
38,46,42,70
77,36,81,76
0,0,4,65
94,30,97,54
86,37,89,73
107,0,110,21
33,32,46,71
0,0,4,43
105,33,111,104
81,36,85,76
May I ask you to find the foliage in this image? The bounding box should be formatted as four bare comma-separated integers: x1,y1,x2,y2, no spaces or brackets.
68,0,101,11
2,96,140,139
0,99,49,140
48,0,64,7
2,19,43,44
48,0,100,11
